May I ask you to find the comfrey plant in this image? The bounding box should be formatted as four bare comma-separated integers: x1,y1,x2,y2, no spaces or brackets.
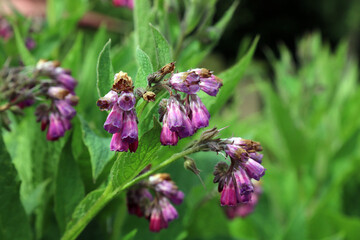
95,63,265,231
0,60,78,140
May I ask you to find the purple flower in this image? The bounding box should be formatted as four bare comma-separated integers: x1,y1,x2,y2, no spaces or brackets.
249,152,263,163
17,98,35,109
149,174,184,204
192,68,223,96
188,94,210,131
199,75,223,96
126,170,184,232
169,72,200,94
47,86,69,99
97,90,118,111
214,162,254,206
149,207,168,232
166,97,194,138
65,93,79,106
242,158,265,181
225,144,249,161
56,73,77,91
61,116,72,131
127,188,153,217
160,115,179,146
113,0,134,8
46,113,65,141
224,182,262,219
118,91,136,111
0,18,12,40
25,37,36,50
110,132,129,152
55,100,76,119
159,197,178,221
121,110,138,143
104,103,123,134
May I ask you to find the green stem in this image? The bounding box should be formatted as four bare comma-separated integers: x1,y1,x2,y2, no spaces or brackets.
61,146,201,240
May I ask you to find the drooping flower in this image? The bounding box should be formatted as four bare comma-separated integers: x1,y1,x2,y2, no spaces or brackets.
169,72,200,94
97,71,138,152
55,100,76,119
46,113,65,141
224,181,262,219
188,94,210,131
213,138,265,206
160,114,179,146
126,170,184,232
192,68,223,96
166,96,194,138
97,90,118,111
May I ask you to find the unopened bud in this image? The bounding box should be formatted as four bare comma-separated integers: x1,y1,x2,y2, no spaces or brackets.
112,71,133,92
143,91,156,102
0,112,11,131
184,156,205,188
160,62,175,75
47,86,69,99
184,156,200,175
200,127,220,141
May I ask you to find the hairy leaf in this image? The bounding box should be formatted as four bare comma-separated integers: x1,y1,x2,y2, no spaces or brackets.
0,134,32,240
79,116,114,181
110,118,162,188
135,47,153,89
97,39,113,98
55,138,85,233
150,24,172,69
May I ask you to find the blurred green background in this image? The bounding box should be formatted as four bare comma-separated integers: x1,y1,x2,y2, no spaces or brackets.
1,0,360,239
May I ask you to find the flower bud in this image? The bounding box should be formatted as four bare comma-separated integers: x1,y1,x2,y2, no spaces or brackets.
47,86,69,99
143,91,156,102
112,71,133,92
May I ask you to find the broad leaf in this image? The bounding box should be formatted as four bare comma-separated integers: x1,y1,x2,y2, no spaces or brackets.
63,188,105,240
12,24,35,66
135,47,153,89
0,134,32,240
79,116,114,181
110,118,162,188
97,39,113,98
134,0,156,66
55,138,85,233
150,24,172,69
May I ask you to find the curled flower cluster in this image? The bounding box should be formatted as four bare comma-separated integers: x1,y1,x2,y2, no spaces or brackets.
126,172,184,232
213,138,265,206
34,60,79,141
97,72,138,152
160,68,223,146
224,181,262,219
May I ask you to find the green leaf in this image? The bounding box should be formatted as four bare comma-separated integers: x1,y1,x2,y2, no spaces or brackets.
0,134,32,240
134,0,156,66
79,116,115,181
135,47,153,89
22,179,51,215
198,36,259,115
110,118,162,188
62,33,84,77
55,138,85,233
63,188,105,240
12,24,36,66
150,24,172,69
123,229,138,240
97,39,113,98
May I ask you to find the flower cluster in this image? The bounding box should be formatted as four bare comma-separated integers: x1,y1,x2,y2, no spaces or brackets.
160,68,223,146
97,72,138,152
126,172,184,232
0,17,37,50
213,138,265,206
224,181,262,219
34,60,79,141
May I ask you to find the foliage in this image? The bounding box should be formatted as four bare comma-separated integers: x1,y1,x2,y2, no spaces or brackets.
1,0,359,239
